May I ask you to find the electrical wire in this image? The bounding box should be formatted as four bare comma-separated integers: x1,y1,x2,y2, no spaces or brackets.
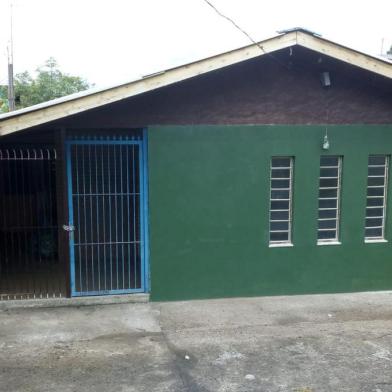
201,0,390,128
202,0,266,53
202,0,291,70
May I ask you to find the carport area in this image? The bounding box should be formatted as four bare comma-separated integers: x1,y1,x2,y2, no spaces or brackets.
1,292,392,392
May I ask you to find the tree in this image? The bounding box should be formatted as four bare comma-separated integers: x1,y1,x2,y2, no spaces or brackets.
0,85,8,112
0,57,91,112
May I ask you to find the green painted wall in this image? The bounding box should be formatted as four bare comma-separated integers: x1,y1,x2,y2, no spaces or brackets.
148,125,392,301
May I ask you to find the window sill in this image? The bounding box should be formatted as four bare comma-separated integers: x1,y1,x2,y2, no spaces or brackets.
269,243,294,248
365,239,388,244
317,241,341,246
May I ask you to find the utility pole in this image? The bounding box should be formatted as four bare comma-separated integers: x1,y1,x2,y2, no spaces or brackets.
7,1,15,111
7,51,15,111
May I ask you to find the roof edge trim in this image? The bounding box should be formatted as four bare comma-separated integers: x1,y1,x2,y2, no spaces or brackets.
0,32,297,136
296,31,392,79
1,29,391,136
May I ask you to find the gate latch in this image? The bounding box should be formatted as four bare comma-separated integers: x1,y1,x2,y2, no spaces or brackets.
62,224,75,232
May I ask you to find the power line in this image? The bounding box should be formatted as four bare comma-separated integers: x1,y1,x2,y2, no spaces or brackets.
201,0,290,70
202,0,266,53
201,0,336,129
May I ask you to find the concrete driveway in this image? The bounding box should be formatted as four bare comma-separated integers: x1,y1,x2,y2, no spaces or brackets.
1,292,392,392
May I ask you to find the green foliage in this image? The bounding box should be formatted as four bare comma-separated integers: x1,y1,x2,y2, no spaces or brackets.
0,85,8,112
1,57,91,112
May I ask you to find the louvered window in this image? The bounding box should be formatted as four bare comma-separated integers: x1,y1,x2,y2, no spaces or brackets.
269,157,293,246
365,155,389,241
317,156,342,244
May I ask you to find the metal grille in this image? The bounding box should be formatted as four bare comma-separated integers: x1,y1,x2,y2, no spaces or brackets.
365,155,389,241
67,141,144,296
317,156,342,243
0,147,63,300
269,157,293,245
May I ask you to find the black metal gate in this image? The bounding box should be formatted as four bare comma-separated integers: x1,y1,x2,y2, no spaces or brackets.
0,147,64,300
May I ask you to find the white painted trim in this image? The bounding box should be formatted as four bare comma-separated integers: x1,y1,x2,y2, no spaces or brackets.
364,239,388,244
269,243,294,248
317,241,341,246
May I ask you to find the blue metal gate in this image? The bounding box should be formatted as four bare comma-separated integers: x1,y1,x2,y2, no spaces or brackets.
66,135,148,296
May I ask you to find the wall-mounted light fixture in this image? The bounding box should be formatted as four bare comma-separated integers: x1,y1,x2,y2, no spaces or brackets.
321,71,331,149
322,128,330,150
321,71,331,88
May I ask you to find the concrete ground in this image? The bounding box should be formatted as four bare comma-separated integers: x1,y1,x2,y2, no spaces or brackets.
1,292,392,392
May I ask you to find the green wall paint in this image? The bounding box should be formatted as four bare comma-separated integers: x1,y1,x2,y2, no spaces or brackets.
148,125,392,301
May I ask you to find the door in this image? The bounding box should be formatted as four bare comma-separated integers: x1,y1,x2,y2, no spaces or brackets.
66,138,147,296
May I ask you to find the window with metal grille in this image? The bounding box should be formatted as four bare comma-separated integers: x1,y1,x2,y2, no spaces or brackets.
269,157,293,246
317,156,342,244
365,155,389,241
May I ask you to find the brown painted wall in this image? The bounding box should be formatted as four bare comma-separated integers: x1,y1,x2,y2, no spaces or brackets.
11,46,392,136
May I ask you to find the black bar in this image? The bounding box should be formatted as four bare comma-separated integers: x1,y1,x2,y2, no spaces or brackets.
55,129,71,298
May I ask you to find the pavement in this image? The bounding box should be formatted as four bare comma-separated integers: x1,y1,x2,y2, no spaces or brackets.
1,292,392,392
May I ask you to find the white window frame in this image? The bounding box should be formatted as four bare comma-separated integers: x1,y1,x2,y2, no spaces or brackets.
365,155,389,243
269,156,293,247
317,156,342,245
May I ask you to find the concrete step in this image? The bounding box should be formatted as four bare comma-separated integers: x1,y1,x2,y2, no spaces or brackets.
0,293,150,309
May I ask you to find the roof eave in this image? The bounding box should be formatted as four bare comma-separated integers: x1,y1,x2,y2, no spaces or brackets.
296,31,392,79
0,29,391,136
0,31,297,136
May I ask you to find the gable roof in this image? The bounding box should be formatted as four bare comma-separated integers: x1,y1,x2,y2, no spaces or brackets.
1,28,391,136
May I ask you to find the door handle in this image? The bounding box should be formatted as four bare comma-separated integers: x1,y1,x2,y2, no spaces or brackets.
62,224,75,232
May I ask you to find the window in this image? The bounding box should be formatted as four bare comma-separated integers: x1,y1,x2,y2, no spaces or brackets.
269,157,293,246
365,155,389,241
317,156,342,244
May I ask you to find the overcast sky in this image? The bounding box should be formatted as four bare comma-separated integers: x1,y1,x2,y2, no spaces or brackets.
0,0,391,89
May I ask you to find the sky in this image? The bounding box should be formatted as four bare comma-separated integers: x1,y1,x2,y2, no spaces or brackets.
0,0,391,89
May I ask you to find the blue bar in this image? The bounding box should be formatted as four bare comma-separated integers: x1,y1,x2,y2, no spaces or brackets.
66,143,76,296
75,145,82,293
138,143,144,290
71,287,145,297
69,140,140,145
142,128,150,292
108,145,113,290
95,144,100,291
101,144,107,291
114,144,118,290
82,145,88,292
66,134,149,297
132,145,137,288
126,145,131,289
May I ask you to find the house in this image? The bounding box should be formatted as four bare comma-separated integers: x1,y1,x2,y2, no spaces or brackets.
1,28,392,302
